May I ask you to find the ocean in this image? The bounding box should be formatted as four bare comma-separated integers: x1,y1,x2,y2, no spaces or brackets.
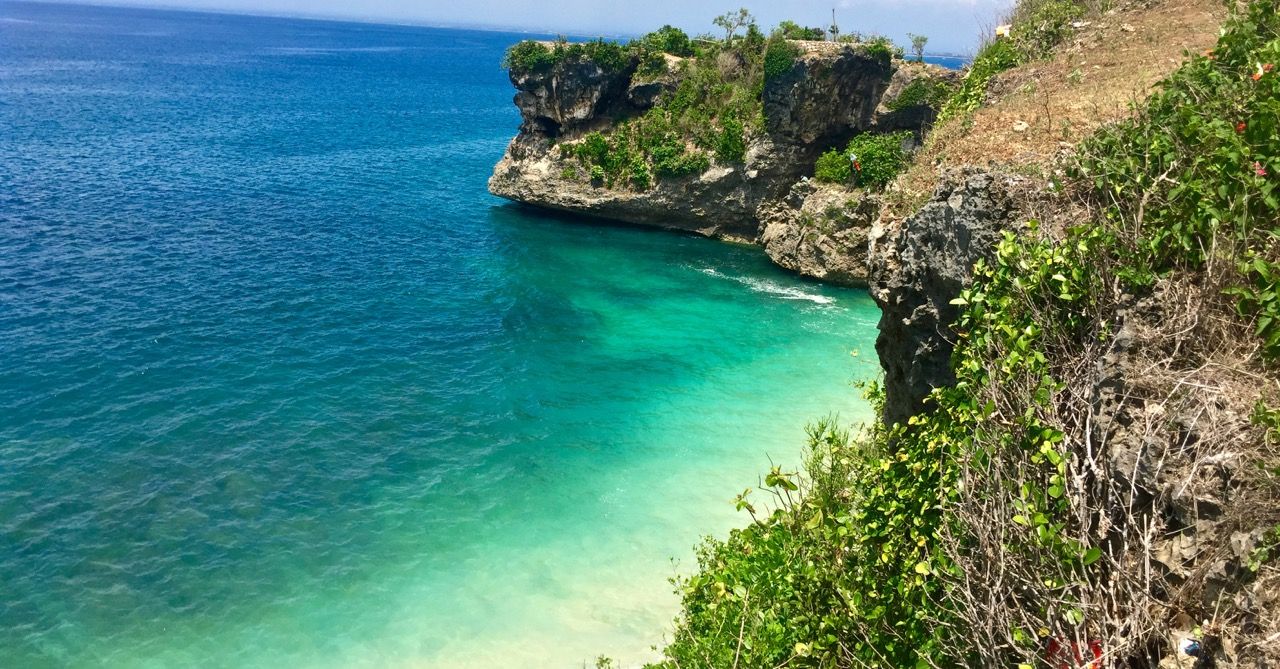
0,3,886,666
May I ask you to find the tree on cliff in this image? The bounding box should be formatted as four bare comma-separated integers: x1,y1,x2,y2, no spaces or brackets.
712,8,754,44
908,32,928,62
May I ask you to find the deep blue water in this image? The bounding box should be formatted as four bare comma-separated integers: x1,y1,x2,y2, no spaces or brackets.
0,3,883,667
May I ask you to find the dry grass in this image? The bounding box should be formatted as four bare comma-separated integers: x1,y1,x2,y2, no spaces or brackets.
886,0,1226,219
938,231,1280,666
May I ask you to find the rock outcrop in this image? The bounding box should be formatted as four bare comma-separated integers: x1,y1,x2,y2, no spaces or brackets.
757,180,881,285
507,54,637,144
489,42,952,275
868,169,1031,425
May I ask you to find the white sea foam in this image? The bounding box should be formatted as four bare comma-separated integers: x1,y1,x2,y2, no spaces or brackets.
698,267,836,305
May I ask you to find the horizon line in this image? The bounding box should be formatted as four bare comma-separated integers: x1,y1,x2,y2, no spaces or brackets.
7,0,975,57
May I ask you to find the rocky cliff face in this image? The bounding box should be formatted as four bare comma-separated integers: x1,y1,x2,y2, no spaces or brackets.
868,169,1032,425
489,42,952,275
507,55,638,144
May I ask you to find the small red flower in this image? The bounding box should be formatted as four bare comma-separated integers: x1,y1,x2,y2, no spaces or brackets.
1237,121,1247,133
1253,72,1264,81
854,160,862,172
1255,161,1269,177
1266,63,1275,73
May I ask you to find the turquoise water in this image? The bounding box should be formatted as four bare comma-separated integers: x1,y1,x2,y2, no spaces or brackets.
0,3,883,667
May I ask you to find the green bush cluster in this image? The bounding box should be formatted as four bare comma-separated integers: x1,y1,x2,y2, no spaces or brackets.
773,20,826,41
813,131,913,188
938,37,1020,121
502,38,629,74
1008,0,1088,59
639,24,695,57
565,115,712,190
557,20,775,189
812,149,851,184
649,410,951,668
651,3,1280,668
1076,0,1280,354
862,35,903,64
885,76,958,111
762,37,800,82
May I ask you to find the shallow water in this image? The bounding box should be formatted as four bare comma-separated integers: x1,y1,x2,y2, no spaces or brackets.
0,3,884,666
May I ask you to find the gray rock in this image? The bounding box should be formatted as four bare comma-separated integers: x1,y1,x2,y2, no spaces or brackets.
507,52,637,143
757,181,880,286
868,168,1030,426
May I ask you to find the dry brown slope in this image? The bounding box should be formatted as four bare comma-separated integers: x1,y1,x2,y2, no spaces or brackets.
889,0,1227,218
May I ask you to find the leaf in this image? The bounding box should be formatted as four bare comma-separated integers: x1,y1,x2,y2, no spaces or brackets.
1082,547,1103,566
913,561,931,575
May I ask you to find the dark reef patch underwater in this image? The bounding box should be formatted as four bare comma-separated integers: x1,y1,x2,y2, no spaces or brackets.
0,2,882,666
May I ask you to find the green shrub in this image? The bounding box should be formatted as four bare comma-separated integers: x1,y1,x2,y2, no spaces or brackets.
568,39,629,72
574,132,610,166
714,115,747,163
636,49,668,78
651,138,709,177
938,37,1020,121
862,35,903,64
813,148,851,183
849,132,912,186
502,38,629,74
650,400,953,668
1009,0,1086,58
640,25,694,57
886,76,957,111
773,20,826,41
1076,0,1280,355
814,131,913,187
502,41,556,72
629,155,652,190
762,37,800,82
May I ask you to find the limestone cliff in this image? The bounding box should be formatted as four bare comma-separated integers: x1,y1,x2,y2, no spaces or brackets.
489,41,955,279
868,169,1035,425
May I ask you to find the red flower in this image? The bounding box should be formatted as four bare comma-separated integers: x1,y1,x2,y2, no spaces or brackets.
1254,72,1264,81
1266,63,1275,72
1237,122,1247,133
1256,161,1269,177
854,161,862,172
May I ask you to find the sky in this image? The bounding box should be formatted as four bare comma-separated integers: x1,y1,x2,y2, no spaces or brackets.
41,0,1015,54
